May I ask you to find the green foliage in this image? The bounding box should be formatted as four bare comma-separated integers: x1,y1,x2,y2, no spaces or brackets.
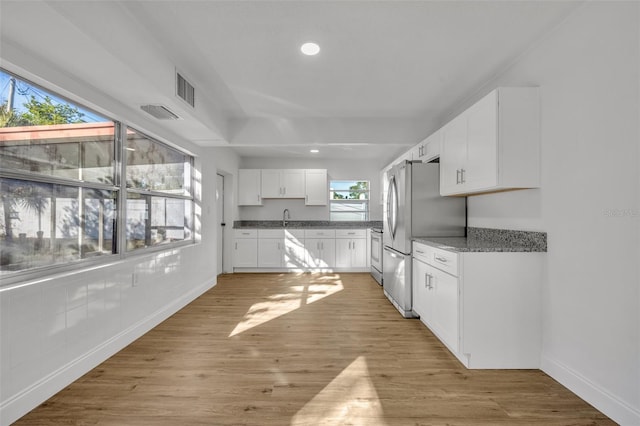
349,181,369,200
0,103,29,127
19,95,85,125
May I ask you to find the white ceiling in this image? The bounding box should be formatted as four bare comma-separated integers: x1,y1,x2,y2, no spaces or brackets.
0,0,581,165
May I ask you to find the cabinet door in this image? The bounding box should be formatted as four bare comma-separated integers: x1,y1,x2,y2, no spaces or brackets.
334,239,351,268
350,238,367,268
305,239,322,268
260,170,282,198
282,170,305,197
238,169,262,206
306,238,331,268
466,90,498,191
234,239,258,267
412,258,431,319
284,234,306,268
305,169,327,205
258,238,283,267
440,115,467,195
427,264,459,353
423,130,441,163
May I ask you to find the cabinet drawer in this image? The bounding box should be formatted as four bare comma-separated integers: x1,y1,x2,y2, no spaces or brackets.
413,242,430,264
304,229,336,238
235,229,257,239
426,246,458,277
258,229,284,239
335,229,366,239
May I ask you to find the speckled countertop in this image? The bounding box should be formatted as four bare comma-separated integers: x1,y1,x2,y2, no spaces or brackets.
414,227,547,253
233,220,383,229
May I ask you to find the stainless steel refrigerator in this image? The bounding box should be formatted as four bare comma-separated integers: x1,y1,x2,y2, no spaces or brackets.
383,161,466,317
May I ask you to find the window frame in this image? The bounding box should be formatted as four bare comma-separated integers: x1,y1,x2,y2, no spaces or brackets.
0,68,196,286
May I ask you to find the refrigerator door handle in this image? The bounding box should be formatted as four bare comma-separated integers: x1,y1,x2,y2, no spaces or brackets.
387,175,398,240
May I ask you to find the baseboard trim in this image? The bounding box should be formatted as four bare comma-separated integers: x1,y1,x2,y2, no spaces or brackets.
0,277,216,426
541,355,640,425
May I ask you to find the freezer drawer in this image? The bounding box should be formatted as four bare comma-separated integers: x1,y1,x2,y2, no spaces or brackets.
382,247,415,318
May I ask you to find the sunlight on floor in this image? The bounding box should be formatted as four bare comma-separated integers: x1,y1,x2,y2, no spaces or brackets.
291,356,387,426
229,278,344,337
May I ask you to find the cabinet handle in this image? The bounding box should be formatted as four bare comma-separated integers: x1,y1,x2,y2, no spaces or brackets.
348,232,355,235
235,242,238,250
456,169,461,184
460,168,466,184
415,249,424,254
283,187,286,195
434,255,448,263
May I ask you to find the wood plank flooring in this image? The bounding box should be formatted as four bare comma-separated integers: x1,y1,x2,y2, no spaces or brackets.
16,273,614,425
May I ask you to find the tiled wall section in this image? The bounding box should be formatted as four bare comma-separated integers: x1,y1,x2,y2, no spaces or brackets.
0,244,215,422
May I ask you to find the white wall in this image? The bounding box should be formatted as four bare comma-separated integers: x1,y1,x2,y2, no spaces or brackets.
238,157,383,221
451,3,639,424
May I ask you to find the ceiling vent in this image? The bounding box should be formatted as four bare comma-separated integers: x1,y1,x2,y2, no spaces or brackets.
176,72,195,108
140,104,180,120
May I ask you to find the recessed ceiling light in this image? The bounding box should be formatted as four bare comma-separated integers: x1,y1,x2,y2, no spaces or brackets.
301,42,320,56
310,149,319,153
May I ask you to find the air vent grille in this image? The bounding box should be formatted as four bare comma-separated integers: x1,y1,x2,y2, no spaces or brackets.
176,73,195,107
140,104,180,120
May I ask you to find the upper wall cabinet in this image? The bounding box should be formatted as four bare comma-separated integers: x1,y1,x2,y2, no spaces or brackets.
440,87,540,196
261,169,305,198
238,169,328,205
411,129,441,163
238,169,263,206
304,169,328,205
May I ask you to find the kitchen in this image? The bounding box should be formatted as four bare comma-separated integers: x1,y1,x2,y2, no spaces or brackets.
0,1,638,425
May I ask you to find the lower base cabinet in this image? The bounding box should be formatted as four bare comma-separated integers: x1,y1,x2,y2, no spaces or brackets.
413,241,543,369
233,228,369,272
234,229,258,267
335,230,367,269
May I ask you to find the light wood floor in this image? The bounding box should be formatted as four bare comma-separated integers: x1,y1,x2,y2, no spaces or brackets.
17,273,614,425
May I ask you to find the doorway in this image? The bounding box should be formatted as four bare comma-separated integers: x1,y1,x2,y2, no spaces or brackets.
216,173,225,275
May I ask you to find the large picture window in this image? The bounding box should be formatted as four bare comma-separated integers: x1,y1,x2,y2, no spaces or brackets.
125,128,193,251
0,68,195,280
329,180,369,221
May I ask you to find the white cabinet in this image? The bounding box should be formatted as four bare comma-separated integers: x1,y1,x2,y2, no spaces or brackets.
237,169,262,206
257,229,305,268
261,169,305,198
413,241,543,369
233,229,258,267
440,87,540,196
304,229,336,269
304,169,327,205
335,229,367,269
413,249,459,354
411,130,441,163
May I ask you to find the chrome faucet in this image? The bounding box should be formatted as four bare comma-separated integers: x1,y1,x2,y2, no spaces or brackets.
283,208,290,227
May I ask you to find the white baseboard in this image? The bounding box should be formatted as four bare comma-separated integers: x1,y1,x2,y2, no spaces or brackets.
0,278,216,426
541,355,640,426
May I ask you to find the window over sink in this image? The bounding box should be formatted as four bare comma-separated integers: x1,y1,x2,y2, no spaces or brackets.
329,180,369,221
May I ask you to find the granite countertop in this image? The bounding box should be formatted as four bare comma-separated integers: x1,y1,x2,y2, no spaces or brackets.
233,220,383,229
413,227,547,253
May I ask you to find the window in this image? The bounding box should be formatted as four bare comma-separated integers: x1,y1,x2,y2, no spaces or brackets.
0,68,195,280
329,180,369,221
125,128,193,251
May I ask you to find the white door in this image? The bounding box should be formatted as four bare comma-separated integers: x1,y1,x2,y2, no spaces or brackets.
216,174,224,275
